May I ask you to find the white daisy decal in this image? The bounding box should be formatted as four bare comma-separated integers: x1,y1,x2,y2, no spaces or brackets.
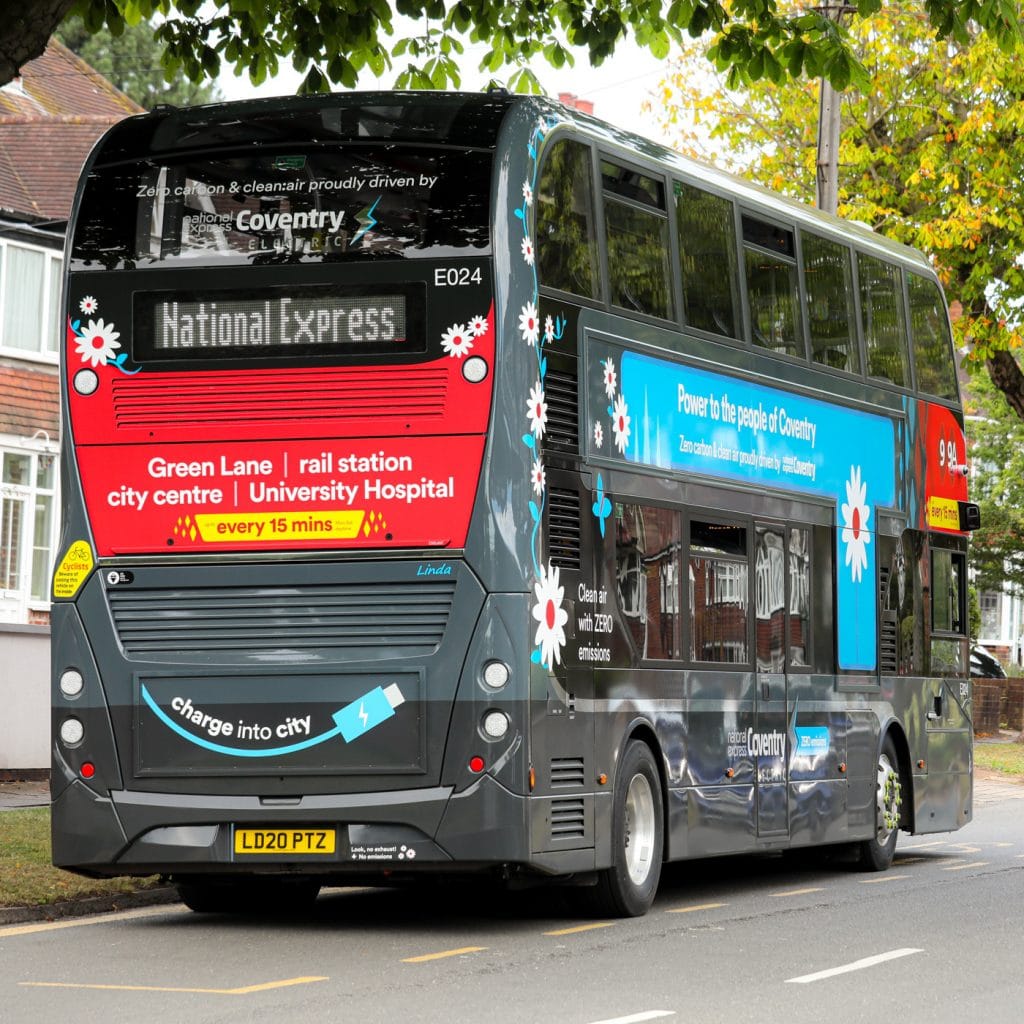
543,315,555,344
74,318,121,367
468,314,489,337
519,302,540,347
521,236,535,266
522,180,533,206
532,563,569,669
531,458,546,496
602,357,617,399
612,393,631,454
79,296,98,315
594,420,604,449
440,322,473,359
840,465,871,583
527,380,548,439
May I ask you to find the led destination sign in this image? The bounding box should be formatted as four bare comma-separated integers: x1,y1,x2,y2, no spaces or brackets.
134,285,424,362
154,294,407,350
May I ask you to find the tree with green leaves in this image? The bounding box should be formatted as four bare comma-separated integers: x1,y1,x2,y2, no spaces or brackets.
652,1,1024,417
3,1,1021,99
56,15,220,108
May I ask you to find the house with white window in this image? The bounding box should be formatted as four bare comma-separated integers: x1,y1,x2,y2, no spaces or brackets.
0,41,140,774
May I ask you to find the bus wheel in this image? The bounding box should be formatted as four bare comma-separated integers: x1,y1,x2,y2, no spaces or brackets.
586,740,664,917
858,735,902,871
176,877,320,914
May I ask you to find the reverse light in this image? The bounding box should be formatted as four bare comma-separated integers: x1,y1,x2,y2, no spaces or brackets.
59,669,85,698
482,710,510,740
59,717,84,746
462,356,489,383
482,661,510,690
73,368,99,396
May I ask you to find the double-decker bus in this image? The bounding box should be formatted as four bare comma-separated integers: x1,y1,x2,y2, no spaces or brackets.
52,92,978,917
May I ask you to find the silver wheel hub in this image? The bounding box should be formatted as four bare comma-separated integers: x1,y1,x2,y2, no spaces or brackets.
624,772,656,886
874,752,902,845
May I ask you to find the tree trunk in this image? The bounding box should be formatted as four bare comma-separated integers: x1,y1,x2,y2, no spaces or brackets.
987,348,1024,421
0,2,78,85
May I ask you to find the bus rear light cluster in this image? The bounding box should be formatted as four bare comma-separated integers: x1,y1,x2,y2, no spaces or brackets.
481,710,510,740
80,762,96,780
59,669,84,699
73,369,99,396
482,661,510,690
59,717,84,746
469,756,485,773
462,356,489,383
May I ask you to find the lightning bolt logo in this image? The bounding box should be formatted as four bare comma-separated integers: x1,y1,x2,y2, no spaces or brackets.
352,196,381,245
358,702,369,730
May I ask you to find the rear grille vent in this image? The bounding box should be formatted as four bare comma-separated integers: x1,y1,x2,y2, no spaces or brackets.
111,367,448,431
879,566,898,674
109,580,455,658
542,370,579,451
547,488,582,571
550,796,586,841
550,757,586,788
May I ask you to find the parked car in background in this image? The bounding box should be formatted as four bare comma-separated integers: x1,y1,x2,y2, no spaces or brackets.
971,647,1007,679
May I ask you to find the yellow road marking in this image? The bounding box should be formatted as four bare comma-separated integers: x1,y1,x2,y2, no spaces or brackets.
19,977,327,995
402,946,487,963
544,922,616,936
859,874,910,885
942,861,989,872
771,887,824,898
666,902,727,914
0,905,188,938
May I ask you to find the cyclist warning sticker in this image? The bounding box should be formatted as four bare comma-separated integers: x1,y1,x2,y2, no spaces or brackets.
53,540,94,598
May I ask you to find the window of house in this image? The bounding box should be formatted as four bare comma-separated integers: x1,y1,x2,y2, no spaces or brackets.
0,239,63,359
979,591,1001,639
0,445,58,620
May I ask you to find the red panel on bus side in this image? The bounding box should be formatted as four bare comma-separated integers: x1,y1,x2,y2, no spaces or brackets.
920,400,969,533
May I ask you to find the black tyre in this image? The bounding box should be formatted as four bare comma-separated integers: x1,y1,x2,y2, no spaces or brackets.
176,876,320,914
583,740,664,917
858,735,903,871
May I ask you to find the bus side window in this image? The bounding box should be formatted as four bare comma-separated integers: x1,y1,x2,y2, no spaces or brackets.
803,232,859,374
601,161,673,321
756,524,812,672
614,503,681,660
858,253,910,387
689,519,749,664
892,530,927,676
907,273,958,401
674,182,740,339
536,139,601,299
930,545,967,676
742,214,804,359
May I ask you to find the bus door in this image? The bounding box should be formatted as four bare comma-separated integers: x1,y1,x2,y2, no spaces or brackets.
754,523,791,838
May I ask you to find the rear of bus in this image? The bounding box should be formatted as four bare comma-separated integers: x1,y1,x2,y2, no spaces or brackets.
51,93,538,895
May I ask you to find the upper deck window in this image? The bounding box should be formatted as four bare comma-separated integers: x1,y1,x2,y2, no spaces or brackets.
71,147,492,269
536,139,601,299
601,160,672,320
742,214,803,359
859,253,910,387
907,273,958,401
803,232,858,374
675,183,740,339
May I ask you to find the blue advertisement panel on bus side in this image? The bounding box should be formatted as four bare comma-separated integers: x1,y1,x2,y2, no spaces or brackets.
593,346,895,671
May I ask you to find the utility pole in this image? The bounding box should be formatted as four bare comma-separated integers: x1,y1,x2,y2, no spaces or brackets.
815,4,854,214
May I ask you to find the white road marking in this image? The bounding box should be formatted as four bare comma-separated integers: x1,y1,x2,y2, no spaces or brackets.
786,948,923,984
584,1013,676,1024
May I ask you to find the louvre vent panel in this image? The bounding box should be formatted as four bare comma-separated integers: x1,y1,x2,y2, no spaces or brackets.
110,369,448,430
548,488,582,571
550,756,586,788
550,797,586,840
879,567,898,674
109,581,455,656
543,370,579,450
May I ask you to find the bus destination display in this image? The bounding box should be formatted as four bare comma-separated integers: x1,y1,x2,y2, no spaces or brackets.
150,293,408,353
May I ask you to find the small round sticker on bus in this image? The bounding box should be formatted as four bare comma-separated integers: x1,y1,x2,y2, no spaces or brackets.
52,540,94,599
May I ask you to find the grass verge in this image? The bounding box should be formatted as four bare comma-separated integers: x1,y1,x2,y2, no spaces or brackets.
0,807,160,908
974,741,1024,778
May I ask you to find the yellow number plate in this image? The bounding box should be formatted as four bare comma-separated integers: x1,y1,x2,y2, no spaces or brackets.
234,828,336,855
